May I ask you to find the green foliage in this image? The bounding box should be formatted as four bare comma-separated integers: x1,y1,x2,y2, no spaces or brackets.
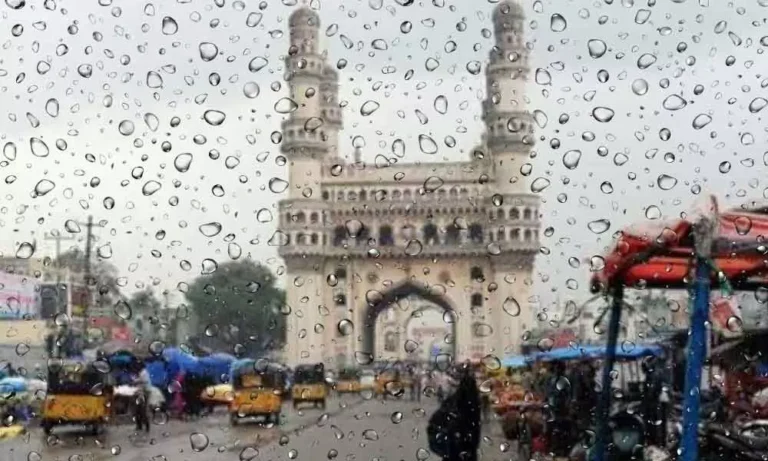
185,260,286,354
128,288,162,314
55,248,121,303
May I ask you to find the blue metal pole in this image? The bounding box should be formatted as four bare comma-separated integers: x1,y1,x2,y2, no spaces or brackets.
679,255,710,461
592,284,623,461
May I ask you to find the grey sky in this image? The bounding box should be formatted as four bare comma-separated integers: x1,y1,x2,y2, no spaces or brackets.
0,0,765,315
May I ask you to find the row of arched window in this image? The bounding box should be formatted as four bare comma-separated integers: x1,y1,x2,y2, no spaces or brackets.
282,225,538,248
284,207,538,226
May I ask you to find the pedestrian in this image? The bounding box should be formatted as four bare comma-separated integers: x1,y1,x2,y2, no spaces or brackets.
545,361,573,457
133,361,151,433
427,366,481,461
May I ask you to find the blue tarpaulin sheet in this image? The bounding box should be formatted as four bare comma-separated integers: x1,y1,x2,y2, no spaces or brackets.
502,343,663,367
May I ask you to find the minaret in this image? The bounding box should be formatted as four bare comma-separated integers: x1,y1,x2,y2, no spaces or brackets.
281,6,337,199
279,5,340,365
485,1,539,356
485,0,533,194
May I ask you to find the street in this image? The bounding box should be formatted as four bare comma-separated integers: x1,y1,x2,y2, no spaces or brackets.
0,394,511,461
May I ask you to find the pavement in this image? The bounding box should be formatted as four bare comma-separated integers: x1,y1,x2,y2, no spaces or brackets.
0,394,516,461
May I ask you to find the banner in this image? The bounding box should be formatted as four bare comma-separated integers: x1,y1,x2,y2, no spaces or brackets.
0,272,39,319
711,296,742,337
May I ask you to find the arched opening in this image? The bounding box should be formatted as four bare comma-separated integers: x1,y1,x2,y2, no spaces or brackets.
469,223,484,244
379,225,394,246
362,281,456,358
510,208,520,220
470,266,485,283
445,224,460,244
333,226,346,246
523,208,532,220
423,223,438,245
310,212,319,224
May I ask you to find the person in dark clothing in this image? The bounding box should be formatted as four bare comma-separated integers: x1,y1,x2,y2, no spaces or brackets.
183,373,204,417
546,361,573,457
641,357,665,445
428,368,481,461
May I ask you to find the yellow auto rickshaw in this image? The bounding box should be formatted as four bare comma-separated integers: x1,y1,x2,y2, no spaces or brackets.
334,368,361,394
292,363,327,409
42,359,113,435
229,359,283,425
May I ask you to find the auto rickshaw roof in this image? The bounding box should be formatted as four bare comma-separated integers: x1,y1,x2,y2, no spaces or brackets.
590,201,768,293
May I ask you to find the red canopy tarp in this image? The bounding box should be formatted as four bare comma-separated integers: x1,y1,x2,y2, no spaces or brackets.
590,207,768,293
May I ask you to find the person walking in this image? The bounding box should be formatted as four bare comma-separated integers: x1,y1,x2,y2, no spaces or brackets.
428,367,481,461
133,361,151,433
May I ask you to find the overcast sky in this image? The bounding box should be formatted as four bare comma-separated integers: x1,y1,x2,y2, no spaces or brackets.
0,0,766,318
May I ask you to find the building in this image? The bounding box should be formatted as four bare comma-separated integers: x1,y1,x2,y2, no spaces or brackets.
278,1,540,366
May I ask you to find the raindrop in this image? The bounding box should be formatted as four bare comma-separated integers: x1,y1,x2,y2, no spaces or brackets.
3,143,16,161
337,319,354,336
248,56,269,72
15,242,35,259
142,180,162,196
662,94,687,111
631,79,649,95
246,12,263,27
502,297,521,317
636,53,657,69
77,64,93,78
645,206,662,220
33,179,56,197
203,110,226,126
735,216,752,235
587,39,607,58
201,259,218,275
355,351,374,365
199,222,223,237
243,82,260,98
587,219,611,234
418,134,438,155
362,429,379,441
190,433,209,452
657,174,678,191
562,150,581,170
174,153,193,173
360,100,380,116
404,239,423,256
29,137,49,157
161,16,178,35
269,177,289,193
5,0,25,9
692,114,712,129
749,97,768,113
146,71,163,88
530,177,551,193
118,120,135,136
45,98,59,117
550,13,567,32
64,220,81,233
592,107,615,123
199,42,219,62
114,300,132,320
434,95,448,114
390,411,403,424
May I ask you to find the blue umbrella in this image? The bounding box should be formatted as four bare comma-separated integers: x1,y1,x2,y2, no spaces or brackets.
163,347,201,376
0,377,27,394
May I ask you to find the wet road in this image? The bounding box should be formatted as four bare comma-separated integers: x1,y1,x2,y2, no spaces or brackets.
0,394,513,461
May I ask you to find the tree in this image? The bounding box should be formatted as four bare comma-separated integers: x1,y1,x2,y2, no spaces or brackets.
185,260,286,355
128,288,162,315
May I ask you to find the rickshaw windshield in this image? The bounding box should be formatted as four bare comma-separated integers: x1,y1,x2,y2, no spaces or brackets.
294,365,324,384
47,363,107,394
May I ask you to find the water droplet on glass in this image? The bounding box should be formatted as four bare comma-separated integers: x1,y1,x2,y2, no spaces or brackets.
631,79,649,95
390,411,403,424
118,120,135,136
502,297,521,317
199,42,219,61
662,94,687,111
657,174,678,191
142,180,162,196
418,135,438,155
33,179,56,197
355,351,374,365
637,53,657,69
550,13,567,32
645,206,662,220
15,242,35,259
29,137,49,157
363,429,379,441
735,216,752,235
587,39,607,58
360,100,380,116
190,432,209,452
434,95,448,114
692,114,712,129
587,219,611,234
404,239,423,256
243,82,260,98
269,177,289,193
592,107,615,123
203,110,226,126
3,142,16,161
562,150,581,170
337,319,354,336
161,16,178,35
199,222,223,237
531,177,551,193
45,98,59,117
114,300,132,320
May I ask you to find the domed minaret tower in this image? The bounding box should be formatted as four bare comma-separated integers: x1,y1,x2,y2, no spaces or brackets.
279,6,342,365
484,1,539,356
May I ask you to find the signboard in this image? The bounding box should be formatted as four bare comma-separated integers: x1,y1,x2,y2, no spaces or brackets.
0,272,39,319
111,325,131,341
711,297,742,338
